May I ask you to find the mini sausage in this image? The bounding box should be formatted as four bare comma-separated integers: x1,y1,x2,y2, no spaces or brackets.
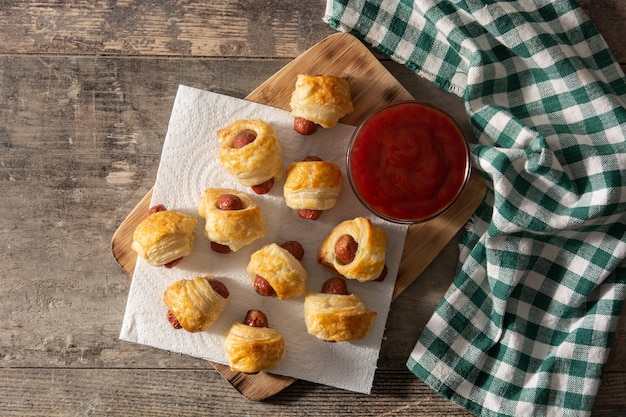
208,279,230,299
302,155,322,162
210,195,244,253
164,257,183,269
294,117,319,135
210,241,232,254
232,129,257,148
280,240,305,261
146,204,167,216
243,309,269,328
375,265,388,282
217,193,244,211
251,178,274,195
166,309,182,329
334,234,358,264
297,209,322,220
320,277,348,343
253,275,275,297
321,277,348,295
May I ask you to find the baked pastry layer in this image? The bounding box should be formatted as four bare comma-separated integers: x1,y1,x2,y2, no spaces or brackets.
304,292,376,342
224,322,285,373
284,160,343,211
217,119,282,187
318,217,387,281
163,276,228,332
131,209,197,267
289,74,354,128
198,187,265,252
247,243,308,300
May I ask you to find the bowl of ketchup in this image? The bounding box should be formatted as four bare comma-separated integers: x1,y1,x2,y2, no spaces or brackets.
347,101,471,224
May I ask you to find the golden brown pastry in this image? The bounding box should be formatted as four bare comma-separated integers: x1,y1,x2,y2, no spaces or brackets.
289,74,353,135
131,204,197,268
217,119,283,194
247,241,307,300
283,156,343,220
163,276,229,333
304,277,376,342
198,188,265,253
318,217,387,282
224,309,285,373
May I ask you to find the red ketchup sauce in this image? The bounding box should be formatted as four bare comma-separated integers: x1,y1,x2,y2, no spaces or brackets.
348,102,470,223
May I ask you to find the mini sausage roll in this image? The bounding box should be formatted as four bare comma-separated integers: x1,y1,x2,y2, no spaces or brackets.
289,74,353,135
217,119,283,194
283,156,343,220
225,310,285,373
198,188,265,253
304,278,376,342
318,217,387,282
163,276,229,333
247,242,307,300
131,204,197,268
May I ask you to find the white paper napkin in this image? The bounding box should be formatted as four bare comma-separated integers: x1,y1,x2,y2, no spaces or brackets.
119,85,409,394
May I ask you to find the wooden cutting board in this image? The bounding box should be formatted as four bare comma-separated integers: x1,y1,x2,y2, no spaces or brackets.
110,32,487,401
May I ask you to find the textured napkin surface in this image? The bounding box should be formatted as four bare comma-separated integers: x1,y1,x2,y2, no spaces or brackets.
119,86,408,394
325,0,626,416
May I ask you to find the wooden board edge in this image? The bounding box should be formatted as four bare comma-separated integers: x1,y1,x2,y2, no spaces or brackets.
211,362,296,401
110,189,154,276
393,171,487,300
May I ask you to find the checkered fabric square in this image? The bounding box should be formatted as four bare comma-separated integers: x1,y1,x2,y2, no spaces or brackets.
325,1,626,416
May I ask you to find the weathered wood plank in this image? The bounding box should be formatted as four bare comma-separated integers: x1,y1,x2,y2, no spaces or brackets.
0,1,624,63
0,0,334,57
0,368,624,416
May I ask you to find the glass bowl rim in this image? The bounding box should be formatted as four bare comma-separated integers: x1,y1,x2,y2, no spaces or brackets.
346,100,472,224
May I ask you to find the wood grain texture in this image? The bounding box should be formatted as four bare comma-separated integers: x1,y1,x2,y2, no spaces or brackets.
0,0,334,57
1,368,624,416
2,0,626,415
0,0,623,64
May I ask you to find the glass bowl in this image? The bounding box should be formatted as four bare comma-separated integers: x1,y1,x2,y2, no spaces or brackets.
346,101,471,224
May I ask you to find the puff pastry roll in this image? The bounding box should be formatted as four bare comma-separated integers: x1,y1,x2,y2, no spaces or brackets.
163,276,229,333
289,74,353,135
247,241,307,300
304,277,376,342
217,119,283,194
131,204,197,268
198,188,266,253
283,156,343,220
225,309,285,373
318,217,387,282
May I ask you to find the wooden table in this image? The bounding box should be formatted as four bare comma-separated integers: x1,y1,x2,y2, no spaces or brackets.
1,1,624,415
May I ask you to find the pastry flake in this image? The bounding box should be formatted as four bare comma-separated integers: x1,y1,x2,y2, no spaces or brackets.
289,74,353,133
283,158,343,220
318,217,387,281
225,310,285,373
163,276,229,333
304,292,376,342
247,242,308,300
198,188,265,253
217,119,282,193
131,206,197,267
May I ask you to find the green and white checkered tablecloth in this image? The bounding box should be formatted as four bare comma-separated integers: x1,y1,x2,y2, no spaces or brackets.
324,1,626,416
